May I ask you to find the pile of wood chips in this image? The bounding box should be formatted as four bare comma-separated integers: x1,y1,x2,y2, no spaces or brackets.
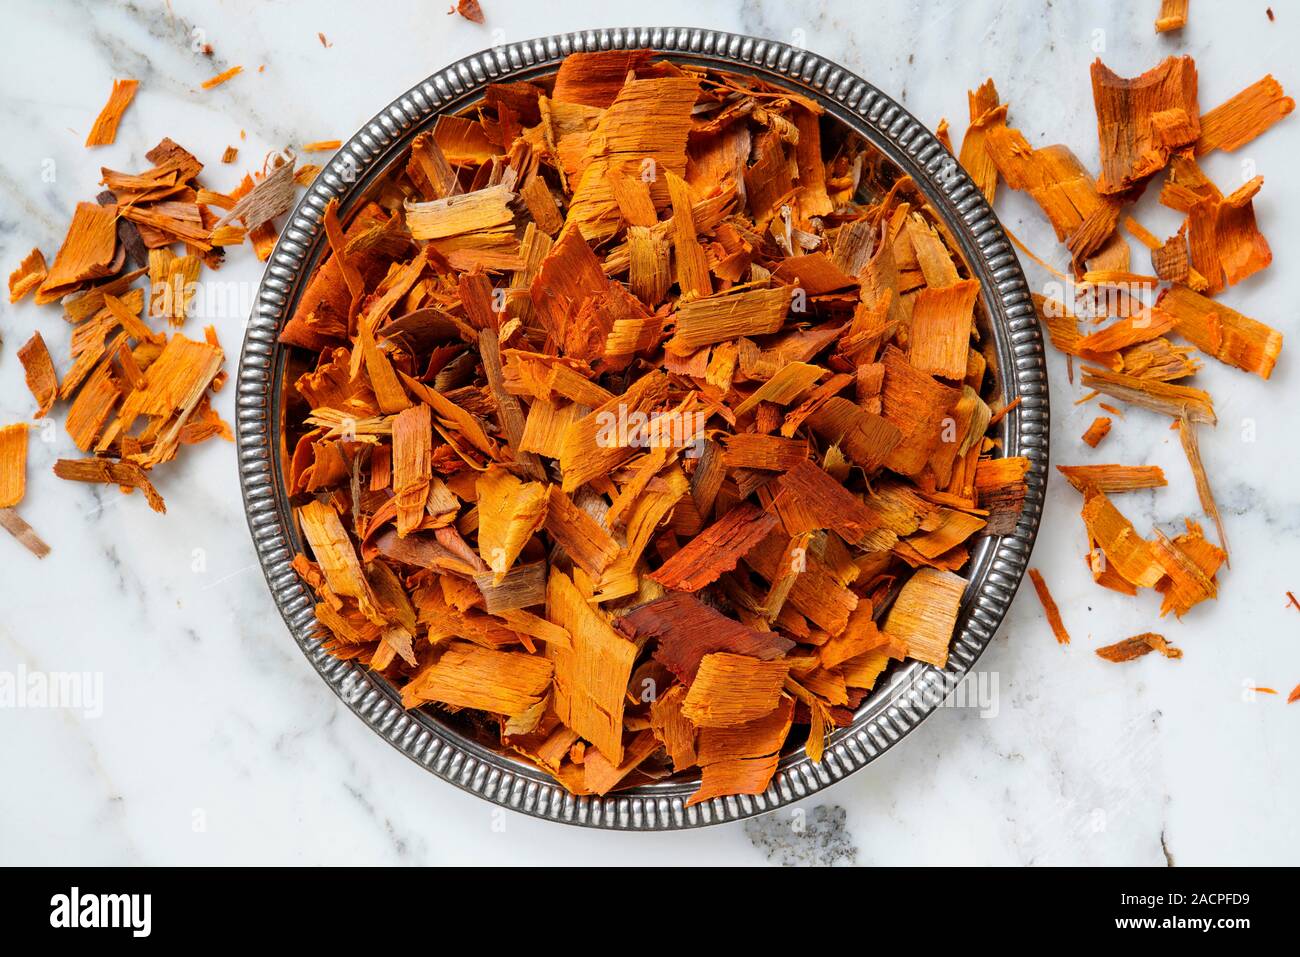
5,100,317,551
277,50,1031,803
958,19,1288,666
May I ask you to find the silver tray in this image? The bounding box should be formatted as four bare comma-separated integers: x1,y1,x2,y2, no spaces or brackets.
236,27,1048,830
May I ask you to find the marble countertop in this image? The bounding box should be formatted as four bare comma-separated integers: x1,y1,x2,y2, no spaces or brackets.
1,0,1296,866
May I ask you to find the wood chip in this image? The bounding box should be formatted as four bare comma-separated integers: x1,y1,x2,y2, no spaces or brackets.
1095,632,1182,662
85,79,139,147
1027,568,1071,644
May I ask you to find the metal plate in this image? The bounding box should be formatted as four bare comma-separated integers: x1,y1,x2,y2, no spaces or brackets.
236,27,1049,830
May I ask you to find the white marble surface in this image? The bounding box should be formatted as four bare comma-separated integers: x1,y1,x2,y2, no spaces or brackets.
1,0,1297,866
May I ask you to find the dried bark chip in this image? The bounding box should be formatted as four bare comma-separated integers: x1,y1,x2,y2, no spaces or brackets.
201,65,243,89
403,642,551,715
392,404,433,537
665,284,790,355
301,499,385,619
39,202,119,298
563,75,700,241
476,465,547,583
1080,490,1165,589
908,278,980,380
879,344,961,478
1027,568,1071,644
542,485,620,582
771,458,882,546
1153,521,1225,618
1092,56,1199,195
213,152,296,230
0,500,49,558
1082,416,1113,448
552,49,656,108
8,248,48,303
1176,414,1228,561
1096,632,1182,662
85,79,139,147
0,424,28,510
1155,284,1281,379
16,333,58,417
648,501,778,592
959,79,1007,204
649,683,697,772
620,592,794,684
883,566,967,668
680,653,791,728
685,696,794,807
1080,365,1216,423
1195,74,1294,155
1155,0,1188,33
546,568,637,764
52,457,166,513
1057,464,1167,494
984,126,1120,264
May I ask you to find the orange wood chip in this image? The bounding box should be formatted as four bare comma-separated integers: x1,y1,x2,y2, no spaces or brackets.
16,333,58,418
1081,490,1165,589
0,424,29,510
908,278,980,380
680,653,792,728
1155,284,1282,379
1155,0,1188,33
1091,56,1199,195
52,457,166,513
1027,568,1071,644
1081,416,1113,448
958,79,1007,204
1195,74,1294,155
454,0,485,23
39,202,119,299
1095,632,1182,662
200,65,243,90
1079,365,1216,423
85,79,139,147
402,641,552,715
8,247,48,303
647,502,778,592
984,126,1119,265
685,696,793,807
546,567,637,764
882,566,966,668
1057,464,1167,494
1152,519,1225,618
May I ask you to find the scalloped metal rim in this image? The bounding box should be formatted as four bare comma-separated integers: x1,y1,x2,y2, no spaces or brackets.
236,27,1048,830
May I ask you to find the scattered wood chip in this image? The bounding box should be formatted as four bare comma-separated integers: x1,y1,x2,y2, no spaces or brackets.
85,79,139,147
201,65,243,90
1155,0,1188,33
1027,568,1071,644
8,248,48,303
1096,632,1182,662
454,0,485,23
1082,416,1112,448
